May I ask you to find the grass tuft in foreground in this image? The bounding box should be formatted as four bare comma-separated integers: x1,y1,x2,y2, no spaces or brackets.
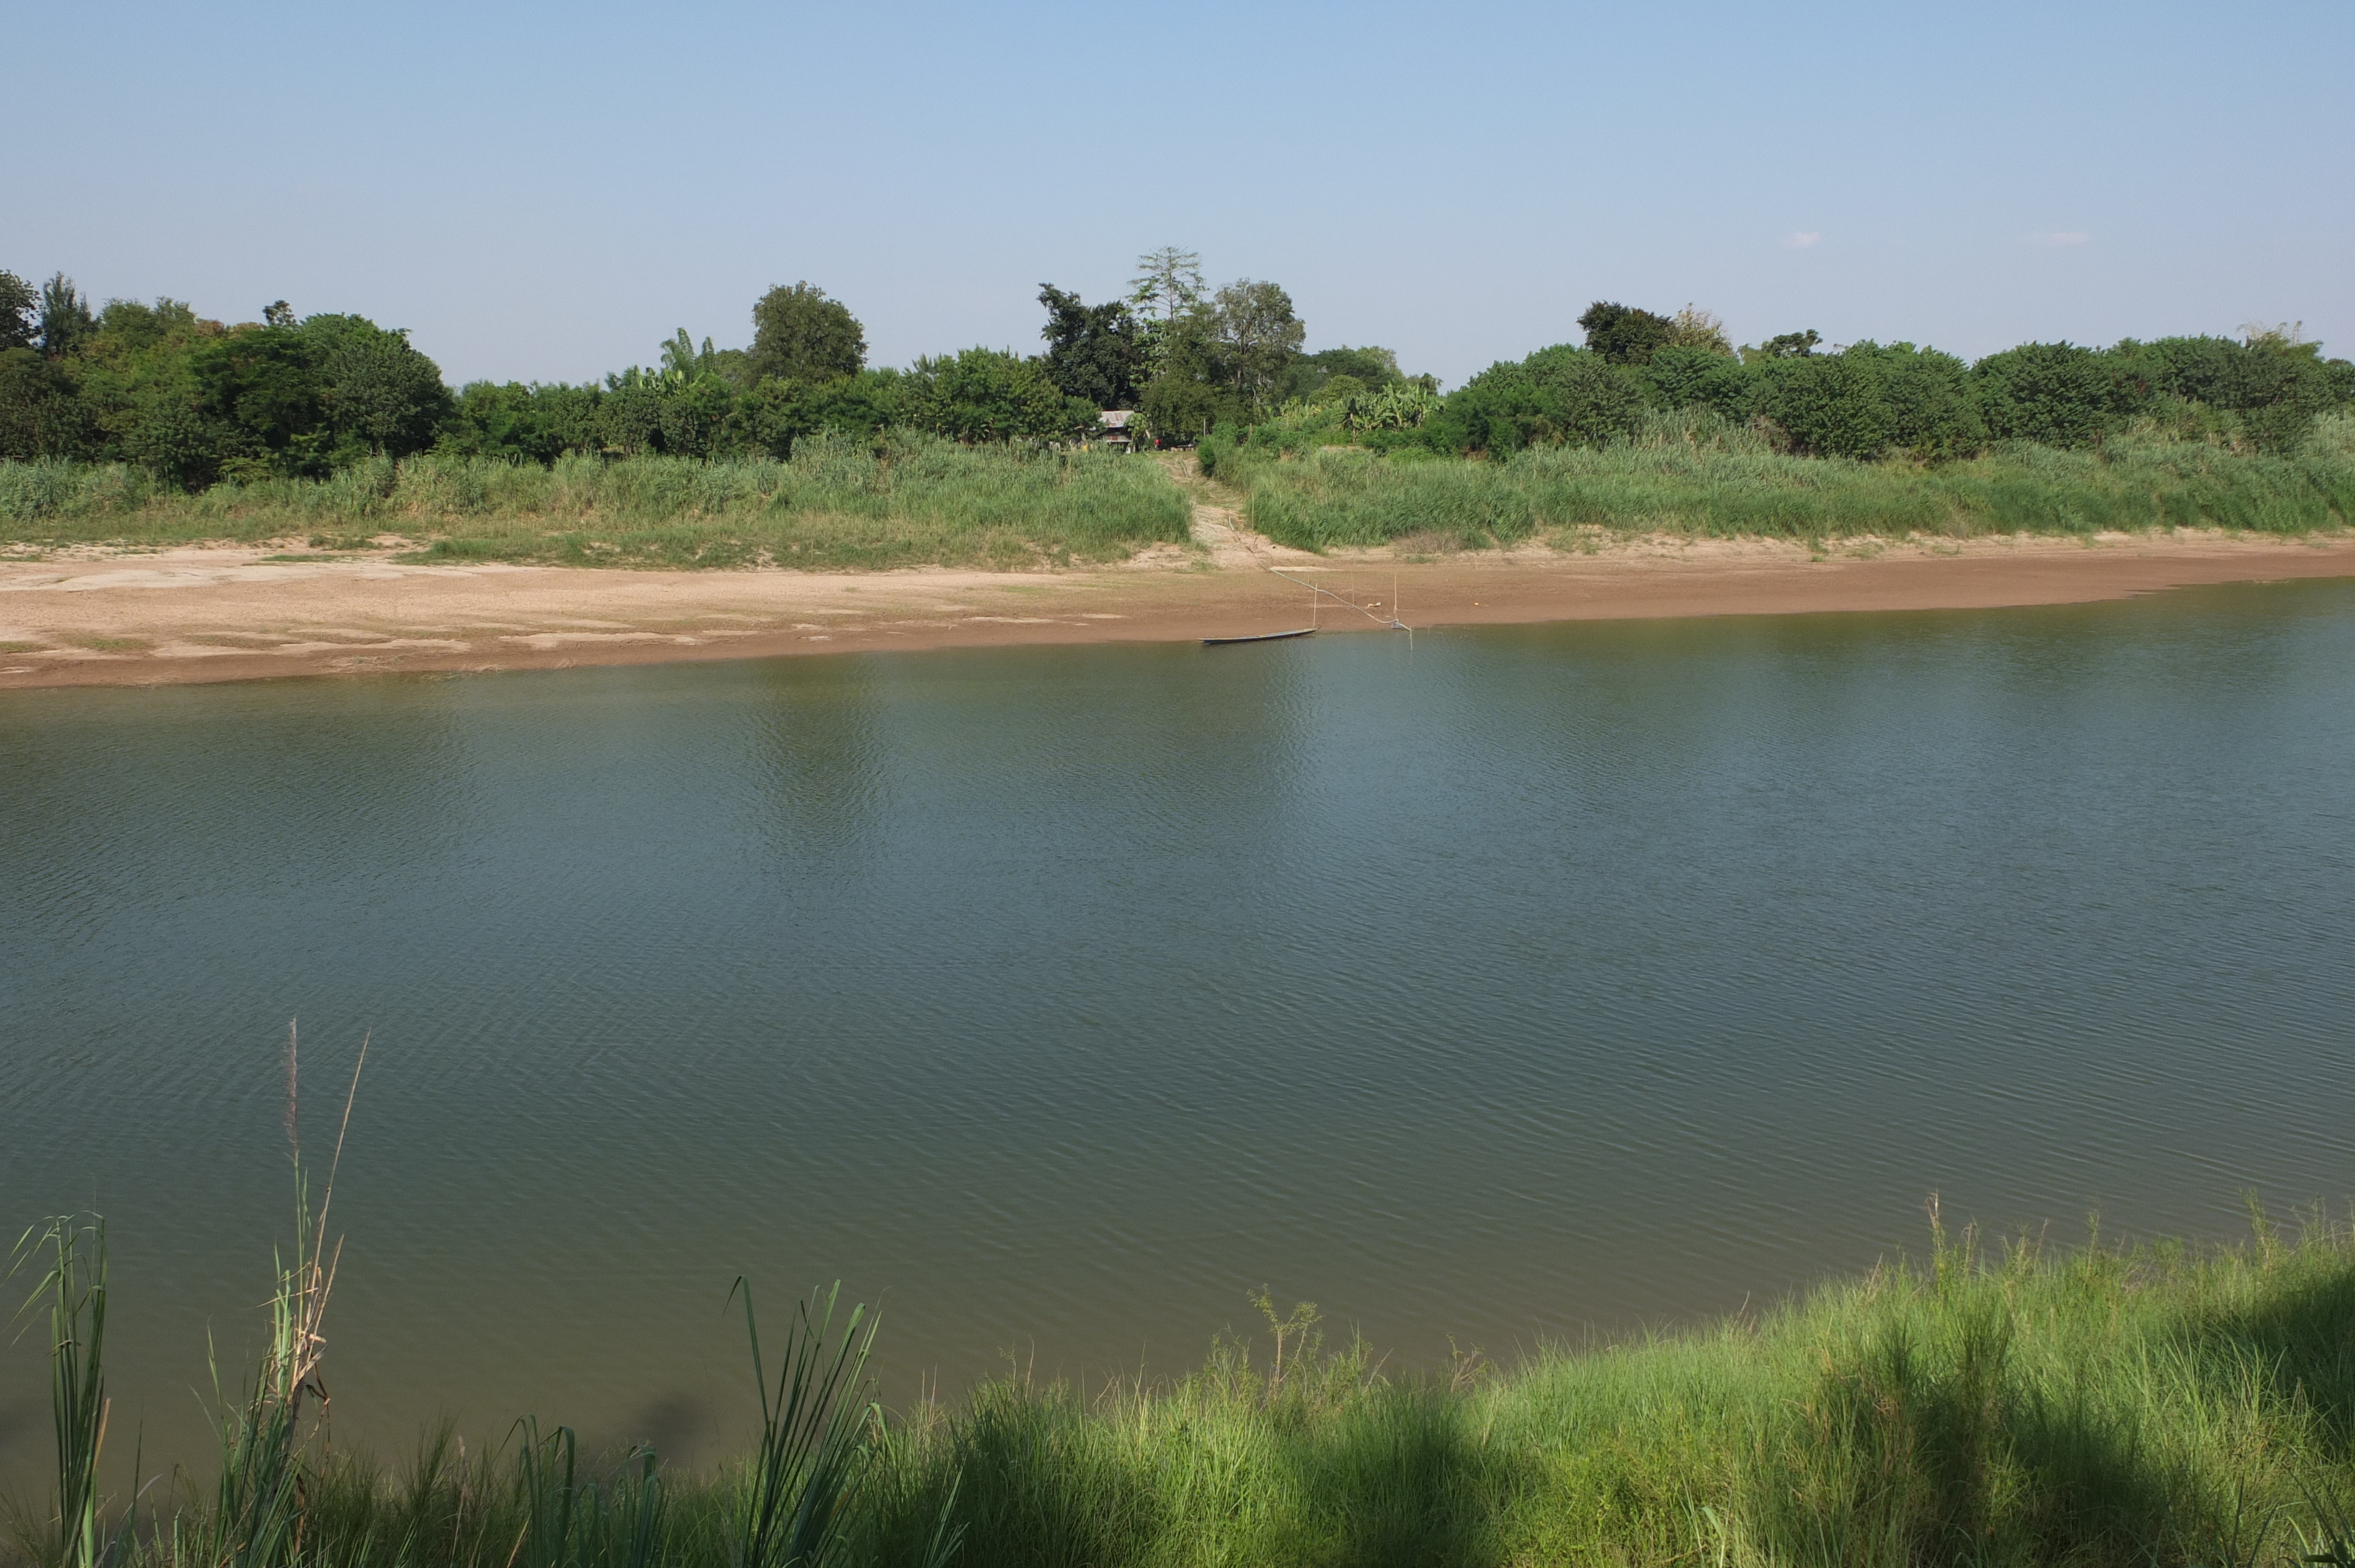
18,1204,2355,1567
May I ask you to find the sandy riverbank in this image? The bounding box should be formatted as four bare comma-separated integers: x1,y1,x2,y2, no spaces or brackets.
2,529,2350,690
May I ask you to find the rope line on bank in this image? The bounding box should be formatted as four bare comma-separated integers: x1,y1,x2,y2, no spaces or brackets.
1269,568,1412,633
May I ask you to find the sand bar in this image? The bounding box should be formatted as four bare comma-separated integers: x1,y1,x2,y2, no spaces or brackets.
2,529,2351,690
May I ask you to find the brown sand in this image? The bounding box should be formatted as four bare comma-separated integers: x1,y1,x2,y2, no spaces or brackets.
3,526,2351,691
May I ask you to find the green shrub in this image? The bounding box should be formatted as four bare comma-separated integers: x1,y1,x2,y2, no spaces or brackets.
1751,342,1983,461
1972,342,2126,447
1435,344,1646,455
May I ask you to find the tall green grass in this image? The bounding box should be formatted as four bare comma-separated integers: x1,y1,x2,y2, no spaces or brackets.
19,1205,2355,1567
1236,410,2355,550
7,1218,108,1568
0,435,1192,569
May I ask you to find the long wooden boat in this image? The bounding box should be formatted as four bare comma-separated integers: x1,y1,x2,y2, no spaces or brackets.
1202,627,1317,646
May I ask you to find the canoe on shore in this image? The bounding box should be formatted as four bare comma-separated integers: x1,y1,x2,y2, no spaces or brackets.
1202,628,1316,646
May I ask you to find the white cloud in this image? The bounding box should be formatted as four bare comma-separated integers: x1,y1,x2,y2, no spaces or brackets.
1785,231,1821,250
2023,231,2091,247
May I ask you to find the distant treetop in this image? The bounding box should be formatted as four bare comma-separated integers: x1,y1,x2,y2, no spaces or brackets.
749,283,866,386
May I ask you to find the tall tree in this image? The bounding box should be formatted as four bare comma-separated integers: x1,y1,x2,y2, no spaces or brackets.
306,314,452,456
1210,279,1304,414
0,271,37,351
1127,247,1204,324
1037,285,1144,409
37,274,96,358
748,283,865,385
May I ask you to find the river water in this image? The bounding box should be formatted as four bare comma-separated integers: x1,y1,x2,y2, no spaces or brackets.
4,580,2353,1480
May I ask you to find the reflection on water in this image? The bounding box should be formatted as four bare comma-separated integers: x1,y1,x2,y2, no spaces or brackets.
4,580,2353,1480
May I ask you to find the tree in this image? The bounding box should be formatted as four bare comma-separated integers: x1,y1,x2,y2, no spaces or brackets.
38,274,96,359
1972,343,2120,448
1577,301,1673,366
1128,247,1204,324
1750,341,1981,461
188,324,328,471
1037,285,1145,409
1281,346,1407,402
749,283,865,386
1746,330,1820,363
904,348,1087,443
1645,345,1754,418
0,271,36,351
263,301,297,328
306,314,451,458
0,349,95,459
439,381,601,463
661,328,714,377
2116,333,2349,451
1210,279,1304,414
183,313,449,477
1433,344,1644,454
122,396,230,488
1664,305,1734,357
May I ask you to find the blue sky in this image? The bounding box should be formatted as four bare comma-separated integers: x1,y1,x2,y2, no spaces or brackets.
8,0,2349,388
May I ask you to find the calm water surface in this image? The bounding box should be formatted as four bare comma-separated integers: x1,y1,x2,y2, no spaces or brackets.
4,582,2353,1478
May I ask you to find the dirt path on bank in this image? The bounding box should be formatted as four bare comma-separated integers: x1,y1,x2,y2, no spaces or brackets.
2,529,2351,690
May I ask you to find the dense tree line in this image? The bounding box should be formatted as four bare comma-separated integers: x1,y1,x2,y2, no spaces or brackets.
1421,302,2355,461
0,275,452,486
5,257,2349,490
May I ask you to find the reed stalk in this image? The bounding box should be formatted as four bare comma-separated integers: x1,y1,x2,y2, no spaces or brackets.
730,1283,877,1568
188,1026,364,1568
9,1217,109,1568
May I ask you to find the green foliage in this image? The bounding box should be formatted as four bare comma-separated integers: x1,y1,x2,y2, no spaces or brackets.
1972,342,2126,448
904,348,1090,444
1214,419,2354,550
2124,334,2352,453
748,283,866,386
7,264,2346,497
441,381,602,464
0,350,95,460
1435,343,1646,454
1127,246,1205,325
1280,346,1409,403
177,314,450,479
36,1215,2355,1568
1644,343,1754,418
9,1215,110,1568
188,324,327,474
1209,279,1306,416
1751,341,1984,461
1748,328,1822,362
1036,285,1143,410
730,1281,910,1568
1578,299,1674,364
1663,304,1735,357
1139,354,1234,446
0,271,36,352
0,437,1192,567
36,274,95,359
306,314,452,454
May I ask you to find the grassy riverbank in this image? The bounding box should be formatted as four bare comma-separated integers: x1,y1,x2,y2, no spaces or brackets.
1211,411,2355,551
9,417,2355,573
0,437,1192,569
16,1213,2355,1568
